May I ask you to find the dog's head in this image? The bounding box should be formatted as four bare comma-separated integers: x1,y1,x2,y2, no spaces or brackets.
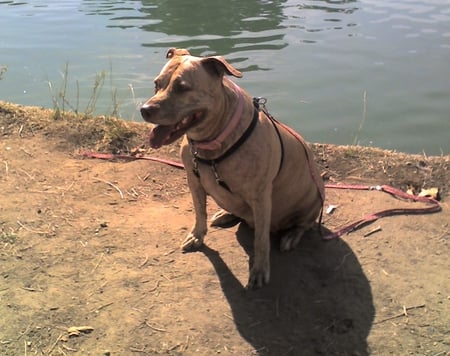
140,48,242,149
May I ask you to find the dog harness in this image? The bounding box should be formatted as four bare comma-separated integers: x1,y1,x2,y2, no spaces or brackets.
189,106,259,191
188,84,324,227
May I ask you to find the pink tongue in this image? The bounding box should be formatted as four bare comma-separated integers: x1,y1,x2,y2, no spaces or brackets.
149,125,172,149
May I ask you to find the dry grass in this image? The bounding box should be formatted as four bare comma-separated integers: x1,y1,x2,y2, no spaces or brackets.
1,100,449,198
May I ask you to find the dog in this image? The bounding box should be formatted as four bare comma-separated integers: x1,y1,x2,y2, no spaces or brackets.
140,48,324,289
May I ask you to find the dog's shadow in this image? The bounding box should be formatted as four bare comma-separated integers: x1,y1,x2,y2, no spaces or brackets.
200,223,374,355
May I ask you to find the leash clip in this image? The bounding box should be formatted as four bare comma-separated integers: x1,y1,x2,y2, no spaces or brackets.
211,161,231,191
189,139,200,177
253,96,275,121
253,97,268,112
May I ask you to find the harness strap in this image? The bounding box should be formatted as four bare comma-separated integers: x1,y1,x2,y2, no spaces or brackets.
189,107,259,192
264,107,285,177
255,98,325,226
191,107,258,166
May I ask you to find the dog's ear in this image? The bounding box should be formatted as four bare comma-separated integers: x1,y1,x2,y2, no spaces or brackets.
201,56,243,78
166,48,191,59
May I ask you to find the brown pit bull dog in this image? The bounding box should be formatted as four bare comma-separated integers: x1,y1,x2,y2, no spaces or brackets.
140,48,324,289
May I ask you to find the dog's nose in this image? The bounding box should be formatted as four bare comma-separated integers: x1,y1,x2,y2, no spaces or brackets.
140,104,159,122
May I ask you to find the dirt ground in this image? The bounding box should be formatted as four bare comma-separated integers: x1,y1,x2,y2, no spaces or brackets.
0,101,449,356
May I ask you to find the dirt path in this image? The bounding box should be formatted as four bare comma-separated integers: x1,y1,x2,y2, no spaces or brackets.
1,101,449,355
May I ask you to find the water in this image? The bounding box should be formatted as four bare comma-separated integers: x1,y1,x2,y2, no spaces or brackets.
1,0,449,155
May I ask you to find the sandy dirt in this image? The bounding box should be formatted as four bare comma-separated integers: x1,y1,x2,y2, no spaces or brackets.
0,101,449,355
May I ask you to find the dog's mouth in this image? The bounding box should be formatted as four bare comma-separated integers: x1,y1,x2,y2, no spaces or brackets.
148,111,203,149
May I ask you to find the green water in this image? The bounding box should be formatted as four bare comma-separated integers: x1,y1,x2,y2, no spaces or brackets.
1,0,449,154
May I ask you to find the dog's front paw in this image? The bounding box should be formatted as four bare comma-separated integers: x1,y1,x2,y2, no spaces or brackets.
181,232,205,252
247,265,270,289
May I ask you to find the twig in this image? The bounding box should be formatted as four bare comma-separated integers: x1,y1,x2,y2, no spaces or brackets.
164,249,176,256
432,351,448,356
275,296,280,318
145,321,166,332
130,346,146,352
22,286,43,292
3,161,8,175
20,147,33,157
364,225,382,237
93,177,123,199
91,253,105,274
148,280,160,293
374,304,425,324
182,335,190,352
46,333,62,355
280,347,294,356
334,252,351,271
19,168,34,180
223,313,233,321
138,255,149,268
61,344,78,352
17,220,50,235
90,302,113,313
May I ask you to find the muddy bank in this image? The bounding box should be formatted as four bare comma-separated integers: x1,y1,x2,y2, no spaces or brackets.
1,101,449,355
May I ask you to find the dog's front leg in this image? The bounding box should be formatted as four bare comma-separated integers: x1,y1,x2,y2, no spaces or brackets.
181,172,208,251
247,187,272,289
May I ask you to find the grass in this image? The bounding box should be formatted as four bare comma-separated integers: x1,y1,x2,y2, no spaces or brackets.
47,62,107,119
352,90,368,146
0,65,7,80
47,61,135,120
1,229,17,244
44,62,141,153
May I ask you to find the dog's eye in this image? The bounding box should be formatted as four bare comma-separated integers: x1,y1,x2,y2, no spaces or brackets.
174,80,191,93
154,80,161,94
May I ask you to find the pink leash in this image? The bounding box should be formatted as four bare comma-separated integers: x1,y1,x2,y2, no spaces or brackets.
322,184,441,240
80,151,441,240
79,151,185,169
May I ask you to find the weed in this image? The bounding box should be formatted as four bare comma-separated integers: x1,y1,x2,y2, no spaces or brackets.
0,65,7,80
47,62,123,119
84,70,106,116
343,147,359,159
352,90,368,146
1,229,17,244
48,62,75,119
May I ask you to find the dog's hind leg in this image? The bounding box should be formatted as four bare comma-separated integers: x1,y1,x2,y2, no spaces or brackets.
279,226,307,252
210,209,241,228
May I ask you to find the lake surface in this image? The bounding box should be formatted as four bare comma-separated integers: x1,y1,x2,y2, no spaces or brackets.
1,0,449,155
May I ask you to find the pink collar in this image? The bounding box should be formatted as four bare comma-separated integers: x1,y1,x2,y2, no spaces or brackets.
191,82,244,151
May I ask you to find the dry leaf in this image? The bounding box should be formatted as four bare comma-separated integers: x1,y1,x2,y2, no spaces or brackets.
67,325,94,336
418,187,439,199
326,205,338,214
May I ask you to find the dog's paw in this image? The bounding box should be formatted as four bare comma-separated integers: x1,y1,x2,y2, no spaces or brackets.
246,265,270,289
181,233,204,252
210,210,241,228
280,227,306,252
